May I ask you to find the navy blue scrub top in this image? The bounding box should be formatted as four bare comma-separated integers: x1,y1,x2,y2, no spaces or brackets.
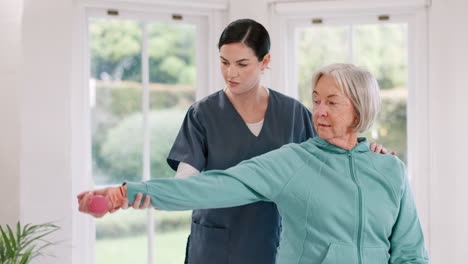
167,88,316,264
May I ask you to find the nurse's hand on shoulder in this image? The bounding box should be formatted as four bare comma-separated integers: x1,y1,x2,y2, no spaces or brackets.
370,142,397,155
121,192,155,210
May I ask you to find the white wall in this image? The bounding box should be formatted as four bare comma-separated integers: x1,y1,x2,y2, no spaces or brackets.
428,0,468,263
229,0,269,25
20,0,75,262
0,0,22,227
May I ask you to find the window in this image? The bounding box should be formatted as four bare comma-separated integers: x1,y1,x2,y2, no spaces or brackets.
87,8,208,264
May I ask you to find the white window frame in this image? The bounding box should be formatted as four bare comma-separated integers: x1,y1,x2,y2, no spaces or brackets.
71,1,227,263
269,0,431,251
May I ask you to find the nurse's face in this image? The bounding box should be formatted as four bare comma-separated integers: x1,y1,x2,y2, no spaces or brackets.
219,42,270,95
312,75,358,142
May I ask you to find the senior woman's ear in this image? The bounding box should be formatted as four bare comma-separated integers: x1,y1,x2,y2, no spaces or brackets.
350,110,359,129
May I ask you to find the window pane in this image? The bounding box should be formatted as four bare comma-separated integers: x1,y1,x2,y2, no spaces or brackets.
148,23,196,179
147,22,196,264
89,18,147,263
95,210,148,263
90,18,143,185
354,23,408,163
95,210,191,264
296,26,349,108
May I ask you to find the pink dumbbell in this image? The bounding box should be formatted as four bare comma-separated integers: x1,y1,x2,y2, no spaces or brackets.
88,195,109,215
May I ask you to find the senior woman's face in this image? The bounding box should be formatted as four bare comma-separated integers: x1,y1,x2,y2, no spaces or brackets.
312,75,357,142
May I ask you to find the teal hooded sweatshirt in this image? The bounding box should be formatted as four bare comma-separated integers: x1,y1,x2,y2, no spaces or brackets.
126,137,429,264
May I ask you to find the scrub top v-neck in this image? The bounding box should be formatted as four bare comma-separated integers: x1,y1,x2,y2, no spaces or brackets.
167,88,316,264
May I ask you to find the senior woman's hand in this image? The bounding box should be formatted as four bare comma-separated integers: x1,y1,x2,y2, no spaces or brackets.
77,185,128,217
77,191,111,218
370,142,397,155
121,192,152,210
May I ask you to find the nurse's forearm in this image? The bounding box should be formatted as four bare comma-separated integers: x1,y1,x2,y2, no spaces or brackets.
175,162,200,179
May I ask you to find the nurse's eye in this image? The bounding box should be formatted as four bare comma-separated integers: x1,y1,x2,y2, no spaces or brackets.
238,63,248,67
329,101,337,105
221,61,229,65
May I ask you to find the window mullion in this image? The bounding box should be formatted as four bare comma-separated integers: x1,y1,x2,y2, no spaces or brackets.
141,21,155,264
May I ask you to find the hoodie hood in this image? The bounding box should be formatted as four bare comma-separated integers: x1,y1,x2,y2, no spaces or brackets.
310,136,370,154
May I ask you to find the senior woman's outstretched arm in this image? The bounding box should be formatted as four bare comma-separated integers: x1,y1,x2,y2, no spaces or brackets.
389,160,430,264
125,144,302,211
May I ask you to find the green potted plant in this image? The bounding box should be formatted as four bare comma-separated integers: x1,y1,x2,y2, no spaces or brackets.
0,221,60,264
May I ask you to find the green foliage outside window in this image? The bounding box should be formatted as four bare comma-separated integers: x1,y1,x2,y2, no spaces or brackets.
90,19,197,184
89,19,196,84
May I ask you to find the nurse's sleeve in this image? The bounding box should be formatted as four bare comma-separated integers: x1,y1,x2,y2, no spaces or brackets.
126,145,299,211
167,106,207,172
389,161,430,264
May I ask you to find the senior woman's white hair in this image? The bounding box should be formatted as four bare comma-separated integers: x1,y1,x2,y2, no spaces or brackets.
311,63,381,133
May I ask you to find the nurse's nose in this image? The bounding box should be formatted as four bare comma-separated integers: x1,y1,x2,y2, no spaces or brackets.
227,65,239,78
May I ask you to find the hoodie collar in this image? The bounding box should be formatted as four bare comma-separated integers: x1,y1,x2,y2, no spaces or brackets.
310,136,370,154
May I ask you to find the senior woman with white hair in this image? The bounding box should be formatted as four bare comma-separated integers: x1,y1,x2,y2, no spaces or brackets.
79,63,429,263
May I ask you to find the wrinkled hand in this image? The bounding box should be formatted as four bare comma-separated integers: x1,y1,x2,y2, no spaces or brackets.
370,142,397,155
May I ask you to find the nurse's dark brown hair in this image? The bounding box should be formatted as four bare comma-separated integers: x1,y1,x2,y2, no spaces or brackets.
218,19,270,61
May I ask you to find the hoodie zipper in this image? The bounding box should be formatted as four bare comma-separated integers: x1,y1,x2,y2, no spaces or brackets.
348,151,363,264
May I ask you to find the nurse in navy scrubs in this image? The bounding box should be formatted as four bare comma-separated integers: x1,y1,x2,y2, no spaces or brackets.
163,19,315,264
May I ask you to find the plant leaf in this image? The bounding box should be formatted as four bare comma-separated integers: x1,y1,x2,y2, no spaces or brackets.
16,221,21,245
21,226,59,250
6,225,17,252
0,222,60,263
19,245,34,264
0,233,6,262
0,226,14,259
